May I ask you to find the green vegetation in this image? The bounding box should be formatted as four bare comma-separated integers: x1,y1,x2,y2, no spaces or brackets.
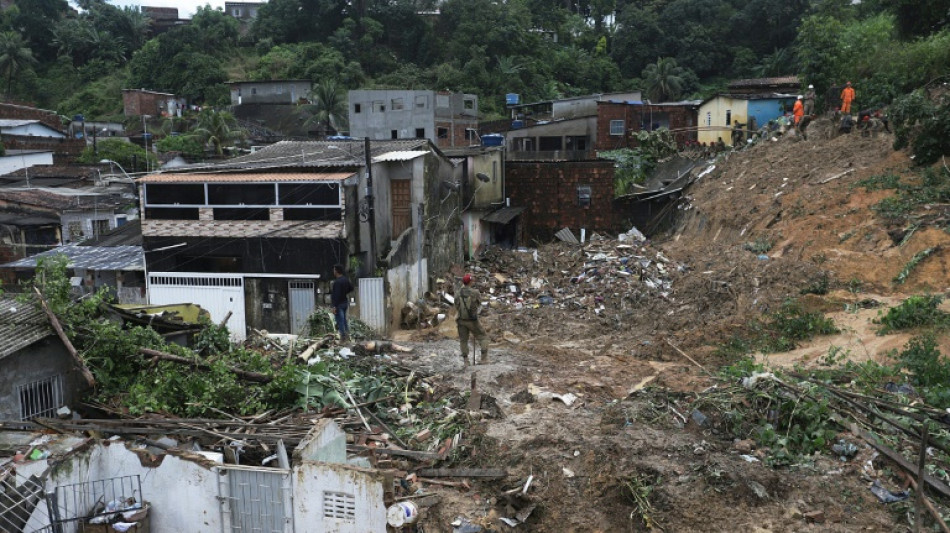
871,166,950,223
877,294,949,333
893,247,938,284
716,300,838,357
78,138,157,172
852,173,901,191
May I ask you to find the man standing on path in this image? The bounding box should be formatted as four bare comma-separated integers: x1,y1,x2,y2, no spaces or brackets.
456,273,489,366
804,85,816,116
331,264,354,341
840,81,856,114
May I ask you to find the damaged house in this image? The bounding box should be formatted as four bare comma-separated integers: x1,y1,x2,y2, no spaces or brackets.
138,139,461,337
2,419,385,532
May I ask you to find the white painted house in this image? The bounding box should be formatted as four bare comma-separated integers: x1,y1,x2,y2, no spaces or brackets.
0,119,66,138
0,150,54,175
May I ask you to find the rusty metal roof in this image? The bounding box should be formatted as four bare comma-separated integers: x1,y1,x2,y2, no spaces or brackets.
142,219,344,239
138,172,354,184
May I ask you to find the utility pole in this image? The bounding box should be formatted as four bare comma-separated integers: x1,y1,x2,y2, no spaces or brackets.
363,137,377,273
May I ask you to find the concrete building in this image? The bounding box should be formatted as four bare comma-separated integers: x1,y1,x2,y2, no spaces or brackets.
697,94,796,146
228,80,312,106
0,150,54,175
348,90,478,149
0,295,82,422
443,146,511,257
506,91,642,123
138,139,461,336
225,1,265,20
596,100,701,151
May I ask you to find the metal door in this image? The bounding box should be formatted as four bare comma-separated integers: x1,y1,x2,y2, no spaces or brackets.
358,277,385,333
288,281,315,335
147,273,247,340
218,467,292,533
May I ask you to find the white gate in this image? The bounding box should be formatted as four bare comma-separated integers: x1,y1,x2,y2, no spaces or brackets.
288,281,315,335
358,277,385,333
147,273,247,340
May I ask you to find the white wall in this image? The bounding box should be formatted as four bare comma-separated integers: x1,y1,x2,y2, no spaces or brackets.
293,461,386,533
25,443,223,533
0,151,53,175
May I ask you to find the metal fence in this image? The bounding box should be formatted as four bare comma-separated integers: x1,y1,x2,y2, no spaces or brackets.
0,469,50,533
47,475,143,532
358,277,385,333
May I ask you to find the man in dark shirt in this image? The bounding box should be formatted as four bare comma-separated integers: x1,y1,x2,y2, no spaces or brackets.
330,264,354,341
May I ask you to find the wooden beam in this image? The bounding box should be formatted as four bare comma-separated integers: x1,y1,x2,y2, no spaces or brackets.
34,288,96,387
852,424,950,500
416,468,507,479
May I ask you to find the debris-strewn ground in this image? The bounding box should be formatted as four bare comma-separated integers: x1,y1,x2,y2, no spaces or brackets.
393,129,950,532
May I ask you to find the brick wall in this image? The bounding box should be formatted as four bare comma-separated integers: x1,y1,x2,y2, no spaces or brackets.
434,119,478,148
123,90,173,117
506,160,618,242
596,102,698,151
0,103,64,132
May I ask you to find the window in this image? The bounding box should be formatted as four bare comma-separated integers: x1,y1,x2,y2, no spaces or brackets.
465,129,477,140
437,127,448,139
464,98,475,110
391,98,404,110
354,103,361,114
539,136,562,150
67,221,83,241
609,120,624,136
706,112,712,126
373,101,385,112
577,185,592,207
725,110,731,126
391,130,398,139
17,375,64,420
146,184,204,205
208,184,276,205
233,8,242,16
414,95,427,109
251,88,257,95
323,491,355,520
92,219,110,237
415,128,425,138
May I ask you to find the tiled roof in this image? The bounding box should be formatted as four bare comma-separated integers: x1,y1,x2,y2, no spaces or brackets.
139,172,354,184
79,220,142,247
167,139,431,172
0,296,54,361
3,245,144,271
142,219,344,239
0,188,119,210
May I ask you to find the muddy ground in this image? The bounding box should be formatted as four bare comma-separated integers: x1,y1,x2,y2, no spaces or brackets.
388,128,947,532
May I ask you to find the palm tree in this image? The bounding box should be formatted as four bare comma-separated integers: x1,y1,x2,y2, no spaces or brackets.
642,57,685,103
300,80,348,137
193,110,246,156
0,31,36,98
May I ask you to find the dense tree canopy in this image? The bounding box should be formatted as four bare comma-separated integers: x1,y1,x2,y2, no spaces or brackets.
0,0,946,124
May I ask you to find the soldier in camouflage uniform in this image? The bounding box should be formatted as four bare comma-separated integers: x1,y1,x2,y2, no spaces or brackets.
456,273,489,365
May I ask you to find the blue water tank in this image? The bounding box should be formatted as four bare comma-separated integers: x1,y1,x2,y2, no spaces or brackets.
511,120,524,129
482,134,504,147
505,93,520,106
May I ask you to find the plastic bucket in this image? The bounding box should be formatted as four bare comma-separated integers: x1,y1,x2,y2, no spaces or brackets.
386,501,420,527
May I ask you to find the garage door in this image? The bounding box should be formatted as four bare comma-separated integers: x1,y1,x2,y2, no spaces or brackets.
147,273,247,340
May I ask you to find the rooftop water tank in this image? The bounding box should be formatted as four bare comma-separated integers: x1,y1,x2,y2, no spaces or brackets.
505,93,520,106
482,134,504,147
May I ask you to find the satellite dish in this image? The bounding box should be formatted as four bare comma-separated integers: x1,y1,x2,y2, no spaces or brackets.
476,172,490,183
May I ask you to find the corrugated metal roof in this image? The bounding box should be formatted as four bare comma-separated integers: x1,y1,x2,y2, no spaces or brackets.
0,296,54,360
0,119,41,128
79,220,142,247
482,206,526,224
372,150,428,162
3,245,145,271
139,172,354,184
142,219,344,239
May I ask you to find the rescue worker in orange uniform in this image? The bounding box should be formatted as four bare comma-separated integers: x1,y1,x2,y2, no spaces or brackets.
840,81,856,114
793,95,804,125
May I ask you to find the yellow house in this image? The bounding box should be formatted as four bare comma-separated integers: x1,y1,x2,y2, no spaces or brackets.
698,94,796,146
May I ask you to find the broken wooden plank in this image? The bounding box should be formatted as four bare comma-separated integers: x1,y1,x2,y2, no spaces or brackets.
852,424,950,500
416,468,507,479
347,444,441,460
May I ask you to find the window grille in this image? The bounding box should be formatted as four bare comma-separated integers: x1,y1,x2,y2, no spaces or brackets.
17,375,64,421
609,120,624,136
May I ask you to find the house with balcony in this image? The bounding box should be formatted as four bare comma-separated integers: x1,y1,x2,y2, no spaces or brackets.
137,139,461,337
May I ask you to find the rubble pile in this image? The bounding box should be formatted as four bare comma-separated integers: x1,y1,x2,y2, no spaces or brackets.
467,231,683,315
